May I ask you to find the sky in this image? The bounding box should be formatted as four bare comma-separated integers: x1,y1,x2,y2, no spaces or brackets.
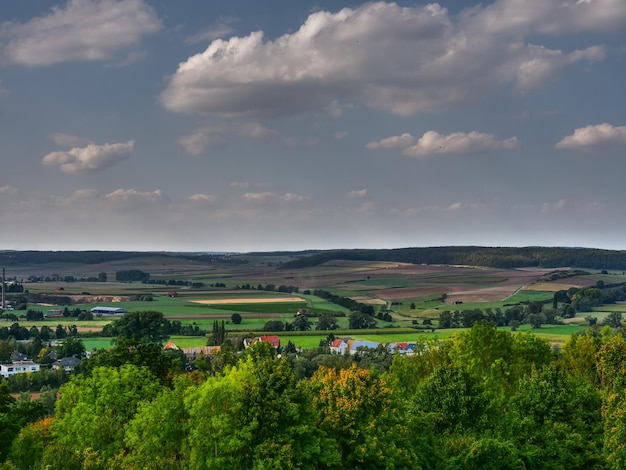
1,0,626,253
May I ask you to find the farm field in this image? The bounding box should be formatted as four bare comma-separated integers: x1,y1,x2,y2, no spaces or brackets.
3,251,623,352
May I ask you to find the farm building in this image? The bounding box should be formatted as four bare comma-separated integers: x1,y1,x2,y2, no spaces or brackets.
164,342,221,358
46,309,64,318
90,306,127,315
243,336,281,349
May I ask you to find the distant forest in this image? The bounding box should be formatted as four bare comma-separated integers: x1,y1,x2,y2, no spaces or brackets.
0,251,242,266
279,246,626,270
3,246,626,271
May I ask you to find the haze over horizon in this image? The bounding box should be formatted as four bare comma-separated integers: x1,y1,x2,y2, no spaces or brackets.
1,0,625,253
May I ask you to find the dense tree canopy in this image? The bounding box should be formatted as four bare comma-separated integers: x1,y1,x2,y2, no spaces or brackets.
5,323,626,469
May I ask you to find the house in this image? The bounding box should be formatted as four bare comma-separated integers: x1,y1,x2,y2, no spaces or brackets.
0,361,40,378
330,339,349,354
167,292,178,298
297,308,310,316
259,335,280,348
52,356,82,372
10,351,28,362
164,342,221,358
164,341,180,351
388,342,421,355
181,346,221,358
90,306,127,316
243,336,281,349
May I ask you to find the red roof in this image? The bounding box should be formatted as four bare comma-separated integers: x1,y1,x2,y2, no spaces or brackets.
259,335,280,348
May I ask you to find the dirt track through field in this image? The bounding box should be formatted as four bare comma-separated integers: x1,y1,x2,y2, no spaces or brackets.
191,297,304,305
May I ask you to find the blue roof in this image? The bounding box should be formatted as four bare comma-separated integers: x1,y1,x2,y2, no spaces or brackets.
351,340,379,350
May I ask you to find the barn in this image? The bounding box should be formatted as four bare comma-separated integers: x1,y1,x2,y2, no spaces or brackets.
90,306,127,316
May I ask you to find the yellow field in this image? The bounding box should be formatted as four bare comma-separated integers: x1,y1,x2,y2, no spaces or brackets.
191,297,305,305
352,297,387,305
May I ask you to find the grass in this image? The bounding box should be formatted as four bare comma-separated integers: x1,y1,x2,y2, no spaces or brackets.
83,338,114,351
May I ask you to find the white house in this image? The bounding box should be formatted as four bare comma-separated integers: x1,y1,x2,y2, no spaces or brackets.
0,360,40,378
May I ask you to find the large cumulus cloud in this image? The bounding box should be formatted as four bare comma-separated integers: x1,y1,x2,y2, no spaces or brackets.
3,0,161,66
161,1,610,118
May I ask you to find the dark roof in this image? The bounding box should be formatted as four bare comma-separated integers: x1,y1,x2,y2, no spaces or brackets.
54,356,82,367
10,352,28,362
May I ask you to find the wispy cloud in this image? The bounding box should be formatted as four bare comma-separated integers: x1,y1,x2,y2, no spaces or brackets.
185,17,237,44
347,189,368,199
49,133,88,148
367,131,517,157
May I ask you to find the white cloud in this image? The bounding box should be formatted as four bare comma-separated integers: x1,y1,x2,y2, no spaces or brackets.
237,122,279,139
71,188,99,199
356,201,377,214
42,140,134,173
0,185,17,195
404,131,518,157
49,133,88,148
399,201,480,215
334,131,348,140
230,181,250,189
105,188,169,204
347,189,368,199
515,45,606,92
241,192,306,203
555,123,626,151
189,193,216,203
366,133,416,150
368,131,517,157
161,2,608,118
3,0,161,66
186,18,237,44
542,199,567,212
466,0,626,36
178,129,226,156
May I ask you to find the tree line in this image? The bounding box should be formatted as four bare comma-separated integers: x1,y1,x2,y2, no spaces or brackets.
280,246,626,270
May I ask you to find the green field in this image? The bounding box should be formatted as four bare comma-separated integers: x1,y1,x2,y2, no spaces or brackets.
2,256,614,353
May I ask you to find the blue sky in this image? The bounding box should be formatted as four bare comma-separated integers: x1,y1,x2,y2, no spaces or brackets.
1,0,625,252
